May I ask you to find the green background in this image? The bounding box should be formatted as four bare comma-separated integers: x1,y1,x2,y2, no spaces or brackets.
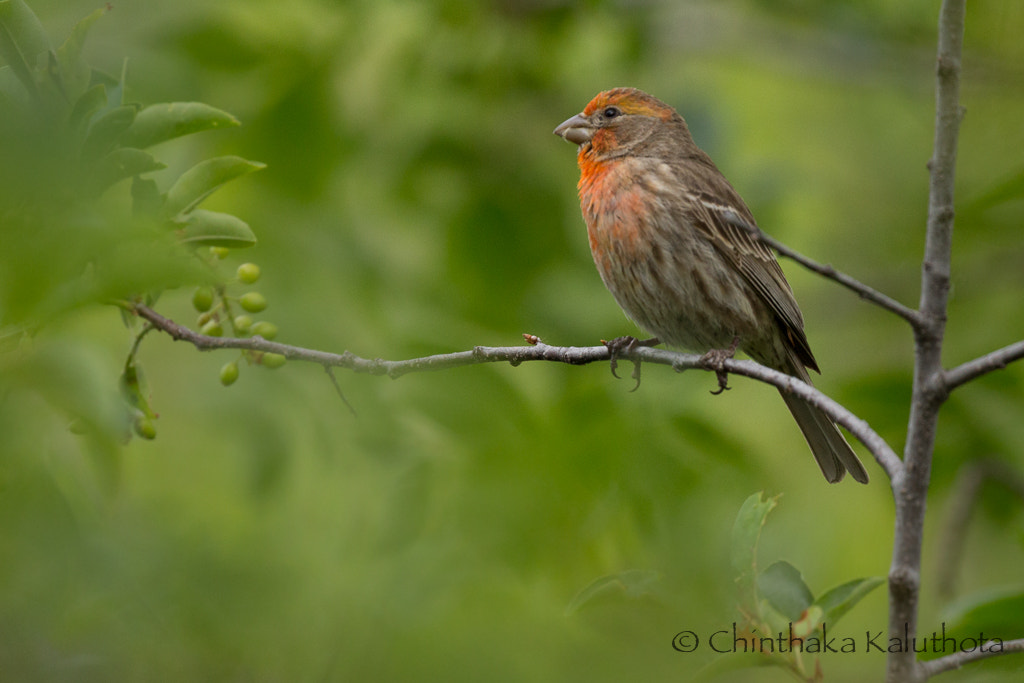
2,1,1023,681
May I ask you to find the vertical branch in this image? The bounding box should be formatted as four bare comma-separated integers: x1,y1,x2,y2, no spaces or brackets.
936,460,1024,598
887,1,966,682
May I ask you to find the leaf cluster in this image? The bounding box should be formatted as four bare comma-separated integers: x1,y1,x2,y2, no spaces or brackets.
0,0,261,325
1,1,263,439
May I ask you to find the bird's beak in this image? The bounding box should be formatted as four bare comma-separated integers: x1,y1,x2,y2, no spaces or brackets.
553,113,594,145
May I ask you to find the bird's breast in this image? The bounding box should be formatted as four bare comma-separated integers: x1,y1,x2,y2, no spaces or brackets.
577,155,674,271
574,153,770,353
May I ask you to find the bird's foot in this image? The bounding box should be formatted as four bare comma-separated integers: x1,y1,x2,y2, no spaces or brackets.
699,335,741,395
602,336,660,392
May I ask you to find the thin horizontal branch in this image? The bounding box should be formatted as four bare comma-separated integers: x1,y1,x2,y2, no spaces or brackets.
742,224,922,327
129,302,902,481
131,301,614,376
943,339,1024,391
918,637,1024,678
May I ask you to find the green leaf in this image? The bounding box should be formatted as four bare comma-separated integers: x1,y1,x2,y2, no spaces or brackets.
912,587,1024,663
90,148,166,196
814,576,884,627
177,209,257,248
81,104,137,160
0,0,51,95
68,83,107,136
120,102,240,150
731,492,779,608
54,6,106,102
758,561,814,621
131,176,163,217
942,586,1024,638
5,339,129,451
692,652,777,682
731,492,778,575
965,168,1024,213
120,357,157,441
0,63,25,103
564,570,661,615
164,155,265,218
119,358,153,418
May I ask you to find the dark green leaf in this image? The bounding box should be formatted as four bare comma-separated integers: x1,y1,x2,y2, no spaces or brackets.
67,83,107,136
814,576,884,627
0,0,50,95
131,176,163,217
942,586,1024,639
90,148,166,196
758,561,814,621
120,101,239,150
81,104,137,160
564,570,661,615
177,209,257,248
54,6,106,103
164,155,265,217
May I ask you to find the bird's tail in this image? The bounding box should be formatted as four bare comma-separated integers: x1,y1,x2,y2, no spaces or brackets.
777,365,869,484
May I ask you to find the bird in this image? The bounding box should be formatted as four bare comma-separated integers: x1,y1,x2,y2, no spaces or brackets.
553,87,868,484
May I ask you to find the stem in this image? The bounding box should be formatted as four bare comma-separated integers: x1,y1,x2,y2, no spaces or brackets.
887,1,966,681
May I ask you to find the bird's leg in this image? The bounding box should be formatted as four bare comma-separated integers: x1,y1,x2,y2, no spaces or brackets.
602,336,660,391
700,335,741,395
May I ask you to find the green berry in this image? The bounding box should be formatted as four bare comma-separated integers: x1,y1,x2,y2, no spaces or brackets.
250,321,278,340
237,263,261,284
192,286,214,312
210,247,230,259
220,361,239,386
233,315,254,333
134,416,157,440
261,352,286,369
239,292,267,313
201,320,224,337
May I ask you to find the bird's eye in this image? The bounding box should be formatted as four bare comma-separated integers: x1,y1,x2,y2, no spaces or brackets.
602,106,621,119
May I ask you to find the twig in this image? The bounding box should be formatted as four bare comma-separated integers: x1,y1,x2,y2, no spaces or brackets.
942,339,1024,392
324,366,358,417
742,224,922,327
918,637,1024,678
130,301,614,375
127,302,901,479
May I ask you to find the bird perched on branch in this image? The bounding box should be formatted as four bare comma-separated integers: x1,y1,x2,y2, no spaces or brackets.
554,87,868,484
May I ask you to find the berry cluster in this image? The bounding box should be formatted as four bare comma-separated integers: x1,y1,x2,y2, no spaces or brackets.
190,249,286,386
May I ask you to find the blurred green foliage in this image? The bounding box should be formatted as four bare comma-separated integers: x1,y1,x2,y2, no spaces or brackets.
2,1,1024,681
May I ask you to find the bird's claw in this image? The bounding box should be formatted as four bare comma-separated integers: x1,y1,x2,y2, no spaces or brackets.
700,336,741,395
602,336,660,391
709,371,731,395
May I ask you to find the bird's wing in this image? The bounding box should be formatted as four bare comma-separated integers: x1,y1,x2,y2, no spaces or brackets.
680,171,820,372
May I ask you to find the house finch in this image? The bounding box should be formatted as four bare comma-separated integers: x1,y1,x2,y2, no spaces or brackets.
554,87,868,484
